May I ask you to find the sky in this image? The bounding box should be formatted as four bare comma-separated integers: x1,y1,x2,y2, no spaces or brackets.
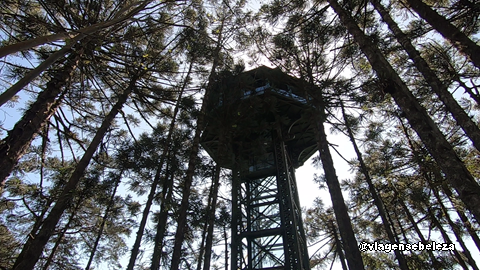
2,1,479,269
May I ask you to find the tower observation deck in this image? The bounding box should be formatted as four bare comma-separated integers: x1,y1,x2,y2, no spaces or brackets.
201,66,317,270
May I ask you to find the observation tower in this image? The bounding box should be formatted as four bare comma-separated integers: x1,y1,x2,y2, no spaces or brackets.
201,66,317,270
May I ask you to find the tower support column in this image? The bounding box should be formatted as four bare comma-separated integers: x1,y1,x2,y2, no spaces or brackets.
230,132,310,270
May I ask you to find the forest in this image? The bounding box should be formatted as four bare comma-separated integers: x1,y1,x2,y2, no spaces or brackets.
1,0,480,269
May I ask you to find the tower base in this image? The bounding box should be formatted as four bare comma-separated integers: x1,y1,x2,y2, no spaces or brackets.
231,134,310,270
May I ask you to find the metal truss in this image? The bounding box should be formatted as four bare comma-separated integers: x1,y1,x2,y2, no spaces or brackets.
231,133,310,270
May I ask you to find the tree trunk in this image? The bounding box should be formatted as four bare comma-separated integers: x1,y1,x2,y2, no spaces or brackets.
384,204,403,244
126,147,172,270
85,171,123,270
196,172,214,270
224,225,228,270
432,185,479,270
392,205,409,246
27,196,55,242
42,197,83,270
372,0,480,152
327,0,480,223
454,76,480,106
400,116,480,266
170,17,225,270
396,191,442,267
0,32,72,58
0,48,83,189
169,76,208,270
404,0,480,69
196,217,208,270
433,167,480,260
150,161,175,270
313,105,365,270
12,76,137,270
0,0,150,58
446,191,480,253
0,35,81,108
331,221,348,270
202,165,221,270
149,63,192,270
0,0,154,108
340,100,409,270
428,208,469,270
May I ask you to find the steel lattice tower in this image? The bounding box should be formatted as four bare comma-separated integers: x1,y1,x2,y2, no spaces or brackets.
201,66,317,270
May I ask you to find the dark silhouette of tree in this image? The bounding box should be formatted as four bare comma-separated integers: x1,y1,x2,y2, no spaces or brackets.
326,0,480,223
1,0,480,269
371,0,480,152
404,0,480,68
13,73,139,270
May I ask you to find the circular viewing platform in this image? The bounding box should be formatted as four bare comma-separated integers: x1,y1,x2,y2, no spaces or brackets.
201,66,318,169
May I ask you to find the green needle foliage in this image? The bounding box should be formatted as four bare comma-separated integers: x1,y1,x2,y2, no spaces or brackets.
1,0,479,269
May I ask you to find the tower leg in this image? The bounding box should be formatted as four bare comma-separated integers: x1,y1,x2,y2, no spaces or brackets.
274,136,310,270
230,134,310,270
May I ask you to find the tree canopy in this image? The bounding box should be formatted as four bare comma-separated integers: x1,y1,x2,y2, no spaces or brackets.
1,0,479,269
